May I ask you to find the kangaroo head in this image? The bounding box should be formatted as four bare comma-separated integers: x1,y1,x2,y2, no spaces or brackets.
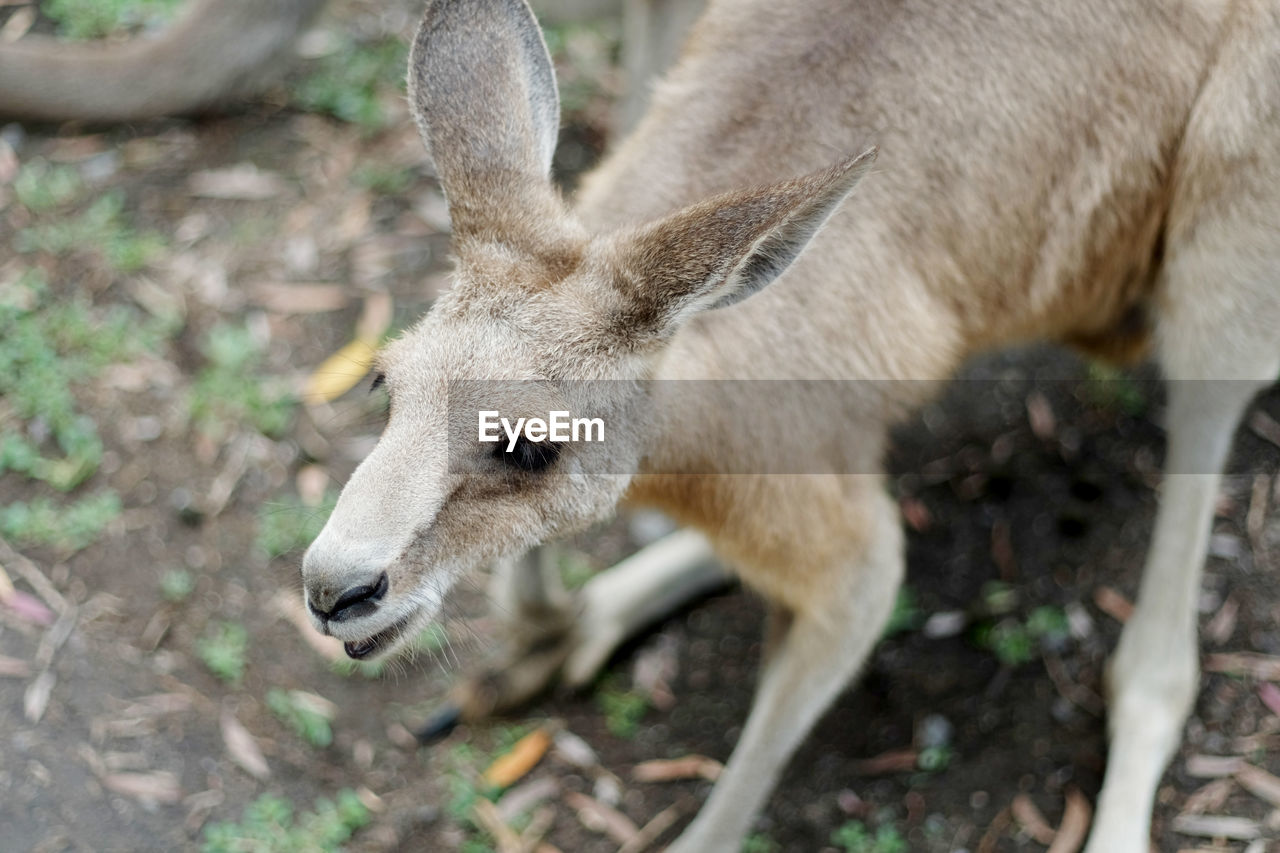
301,0,874,660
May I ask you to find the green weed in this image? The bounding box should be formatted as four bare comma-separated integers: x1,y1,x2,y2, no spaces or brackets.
189,323,296,443
1,268,161,492
831,820,907,853
256,491,337,558
0,493,121,552
17,191,165,273
742,833,781,853
1083,362,1147,416
882,586,924,637
160,568,195,603
595,676,648,739
14,160,83,212
974,605,1070,667
42,0,182,40
556,548,595,591
353,163,416,195
196,621,249,685
201,789,370,853
266,688,333,748
294,37,407,129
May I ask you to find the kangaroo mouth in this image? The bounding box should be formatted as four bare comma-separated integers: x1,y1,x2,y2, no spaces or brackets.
343,614,412,660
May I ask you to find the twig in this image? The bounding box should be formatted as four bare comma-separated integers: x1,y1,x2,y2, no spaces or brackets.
0,535,67,614
616,800,692,853
203,432,254,517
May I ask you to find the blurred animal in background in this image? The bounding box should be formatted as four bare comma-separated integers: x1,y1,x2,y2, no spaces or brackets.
0,0,703,129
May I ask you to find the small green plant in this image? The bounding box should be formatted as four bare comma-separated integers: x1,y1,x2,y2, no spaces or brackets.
831,820,907,853
256,491,338,558
980,619,1035,667
17,191,165,272
266,688,334,748
294,37,407,129
1083,361,1147,415
14,160,84,212
353,163,416,195
188,323,296,443
41,0,182,40
196,621,248,685
882,586,924,637
0,493,121,552
974,605,1070,667
595,676,648,739
1,268,162,492
916,744,953,772
742,833,781,853
556,548,595,590
160,568,195,602
201,789,370,853
459,841,496,853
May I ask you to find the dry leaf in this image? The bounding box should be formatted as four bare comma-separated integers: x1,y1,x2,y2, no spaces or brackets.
553,730,599,769
296,465,330,508
899,497,931,532
24,669,55,722
617,800,690,853
851,748,918,776
1046,788,1091,853
1259,682,1280,717
632,755,723,784
483,728,551,789
189,164,285,200
3,588,55,627
1011,794,1056,845
1204,596,1239,646
303,338,378,403
102,771,182,804
220,709,270,780
0,654,31,678
471,799,522,853
1249,410,1280,449
1185,754,1245,778
1026,391,1056,440
1170,814,1260,840
0,6,35,43
563,790,639,846
496,777,560,823
355,291,394,341
1181,778,1234,815
1205,653,1280,681
1093,586,1133,623
1236,763,1280,809
249,282,349,314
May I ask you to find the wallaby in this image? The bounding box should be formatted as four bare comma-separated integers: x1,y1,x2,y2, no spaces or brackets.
0,0,699,128
302,0,1280,850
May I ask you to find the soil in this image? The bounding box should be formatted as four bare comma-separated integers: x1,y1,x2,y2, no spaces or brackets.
2,2,1279,852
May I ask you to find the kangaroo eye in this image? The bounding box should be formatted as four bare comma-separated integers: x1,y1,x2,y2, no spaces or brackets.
495,436,561,472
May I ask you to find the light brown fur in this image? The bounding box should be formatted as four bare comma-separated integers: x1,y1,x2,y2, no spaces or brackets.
304,0,1280,849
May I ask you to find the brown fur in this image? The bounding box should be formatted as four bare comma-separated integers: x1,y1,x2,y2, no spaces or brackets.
304,1,1280,849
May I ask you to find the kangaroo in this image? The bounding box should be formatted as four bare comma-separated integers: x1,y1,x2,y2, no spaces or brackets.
301,0,1280,849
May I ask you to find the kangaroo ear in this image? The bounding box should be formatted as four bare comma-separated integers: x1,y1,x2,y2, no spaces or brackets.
409,0,563,243
611,149,877,334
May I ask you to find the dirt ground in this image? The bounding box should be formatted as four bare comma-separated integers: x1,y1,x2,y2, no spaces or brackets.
2,2,1280,852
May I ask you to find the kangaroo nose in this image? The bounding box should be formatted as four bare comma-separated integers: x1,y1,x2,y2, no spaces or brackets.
309,572,389,622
